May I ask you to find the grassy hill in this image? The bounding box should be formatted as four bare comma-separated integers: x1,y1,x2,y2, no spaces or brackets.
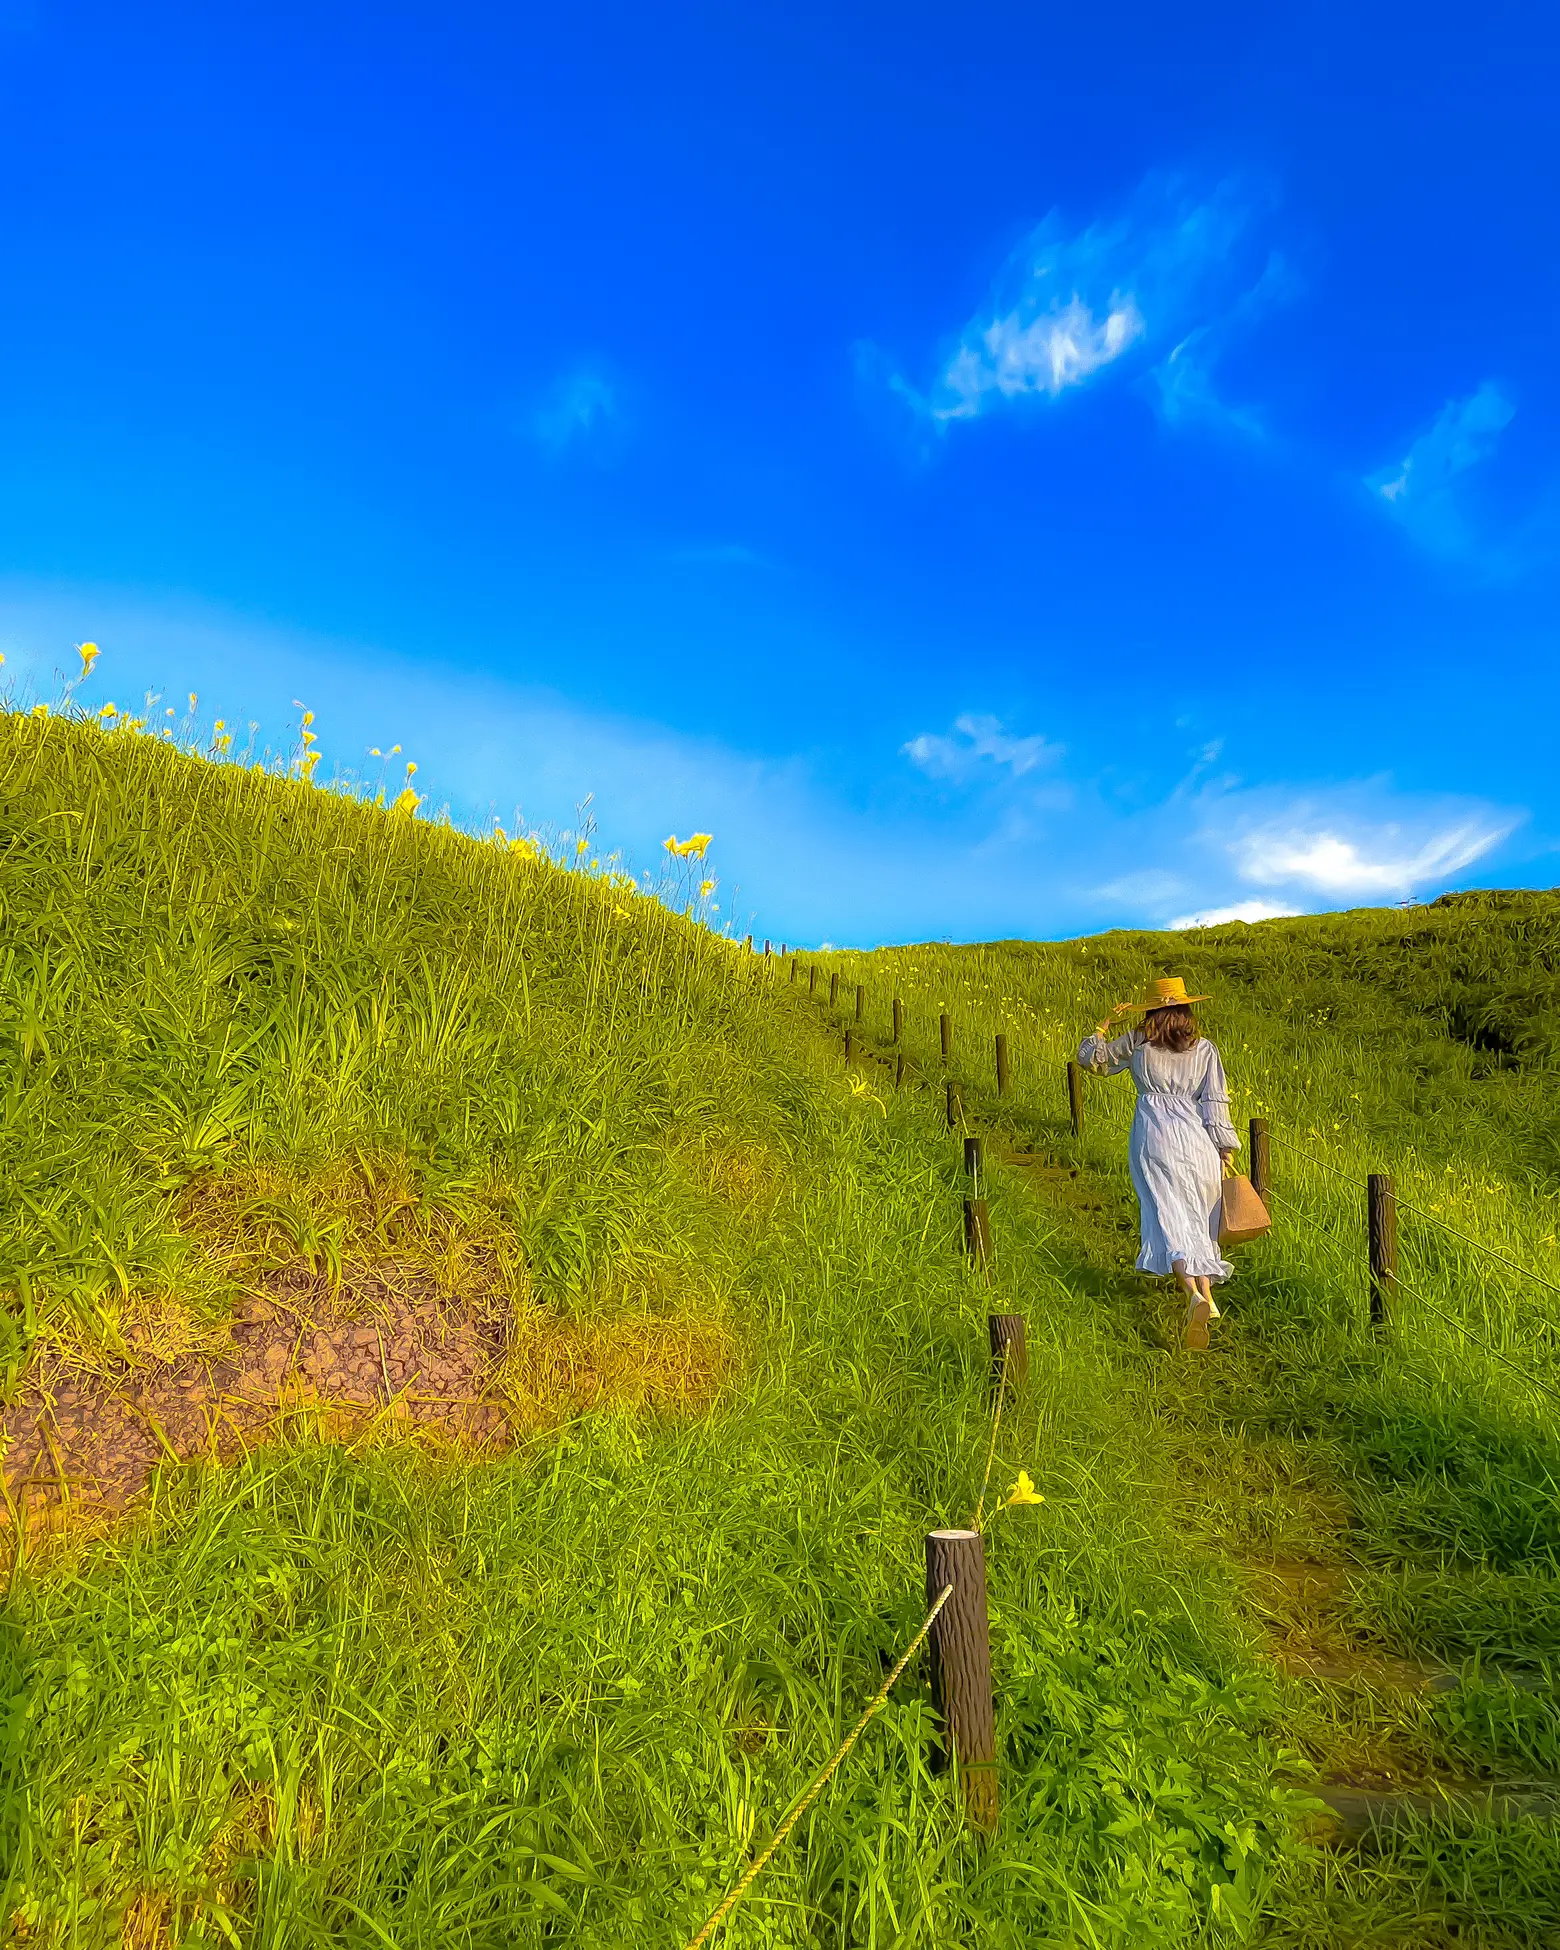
1,705,1558,1948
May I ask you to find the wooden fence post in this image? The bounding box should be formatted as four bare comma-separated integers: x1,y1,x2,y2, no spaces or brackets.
1066,1061,1084,1139
994,1033,1009,1098
763,938,771,957
988,1313,1027,1394
809,966,818,997
963,1134,989,1267
925,1530,998,1832
844,1029,854,1064
1368,1173,1396,1327
963,1197,992,1268
1249,1117,1271,1200
939,1013,952,1062
855,982,865,1024
946,1082,962,1131
892,997,904,1044
895,1052,905,1089
829,971,839,1008
790,958,798,984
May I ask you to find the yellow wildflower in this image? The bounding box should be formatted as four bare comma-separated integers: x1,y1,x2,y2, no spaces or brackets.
78,642,100,675
576,837,590,856
100,702,117,718
1005,1470,1043,1509
405,761,417,777
370,748,382,758
699,877,715,897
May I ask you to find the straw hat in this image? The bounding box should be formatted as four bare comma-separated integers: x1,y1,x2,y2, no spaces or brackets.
1117,975,1210,1013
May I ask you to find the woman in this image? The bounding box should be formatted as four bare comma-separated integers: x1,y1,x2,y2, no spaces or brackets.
1077,975,1239,1351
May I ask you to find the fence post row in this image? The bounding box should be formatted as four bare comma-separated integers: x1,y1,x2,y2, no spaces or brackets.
940,1013,952,1062
1066,1060,1084,1139
809,966,818,997
1368,1172,1397,1327
925,1530,999,1833
1249,1116,1270,1200
895,1052,905,1090
994,1033,1009,1097
790,958,798,984
946,1082,962,1131
855,982,865,1024
829,971,839,1007
892,997,904,1044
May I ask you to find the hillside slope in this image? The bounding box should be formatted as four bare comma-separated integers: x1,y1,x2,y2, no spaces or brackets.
1,710,1556,1948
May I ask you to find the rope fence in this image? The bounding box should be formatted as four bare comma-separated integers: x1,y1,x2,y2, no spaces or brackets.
772,948,1560,1413
676,974,1034,1941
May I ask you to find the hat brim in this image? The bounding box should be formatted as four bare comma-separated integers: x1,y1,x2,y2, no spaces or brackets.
1121,993,1211,1010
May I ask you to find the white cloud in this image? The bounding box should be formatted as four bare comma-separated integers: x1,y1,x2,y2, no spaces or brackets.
1368,381,1514,557
937,297,1145,419
1170,899,1299,930
1230,815,1515,897
903,712,1062,782
913,174,1281,427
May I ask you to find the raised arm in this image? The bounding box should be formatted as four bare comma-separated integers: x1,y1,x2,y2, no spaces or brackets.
1197,1042,1241,1154
1078,1028,1138,1076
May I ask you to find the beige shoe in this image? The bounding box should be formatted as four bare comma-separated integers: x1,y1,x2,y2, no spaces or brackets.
1186,1298,1212,1352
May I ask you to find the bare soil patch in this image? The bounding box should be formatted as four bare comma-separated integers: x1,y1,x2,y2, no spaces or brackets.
1,1268,509,1518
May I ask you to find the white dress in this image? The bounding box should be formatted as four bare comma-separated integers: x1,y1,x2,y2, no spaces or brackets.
1076,1030,1241,1282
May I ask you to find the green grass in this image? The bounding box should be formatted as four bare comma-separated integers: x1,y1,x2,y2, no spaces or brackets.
2,702,1559,1946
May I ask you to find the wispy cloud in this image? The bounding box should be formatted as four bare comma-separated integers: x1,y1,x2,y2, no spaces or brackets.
900,174,1283,430
1367,381,1515,558
902,712,1062,783
1227,808,1517,898
532,371,618,451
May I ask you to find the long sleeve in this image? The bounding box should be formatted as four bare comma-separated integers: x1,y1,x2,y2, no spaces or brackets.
1197,1043,1240,1152
1078,1029,1137,1076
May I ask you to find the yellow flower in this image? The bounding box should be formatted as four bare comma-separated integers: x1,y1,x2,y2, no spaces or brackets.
391,786,422,816
663,832,714,859
576,837,590,856
370,748,382,758
189,692,197,710
78,641,100,675
100,702,117,718
1004,1470,1043,1509
405,761,417,777
699,877,715,897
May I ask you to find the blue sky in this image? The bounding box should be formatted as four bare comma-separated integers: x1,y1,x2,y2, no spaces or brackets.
2,0,1556,944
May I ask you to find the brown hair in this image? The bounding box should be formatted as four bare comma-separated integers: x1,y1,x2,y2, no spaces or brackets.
1140,1003,1199,1053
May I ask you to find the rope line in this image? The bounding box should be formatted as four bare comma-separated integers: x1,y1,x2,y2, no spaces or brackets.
1262,1185,1560,1409
682,1583,955,1950
1270,1133,1560,1303
971,1339,1011,1532
1386,1273,1560,1411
